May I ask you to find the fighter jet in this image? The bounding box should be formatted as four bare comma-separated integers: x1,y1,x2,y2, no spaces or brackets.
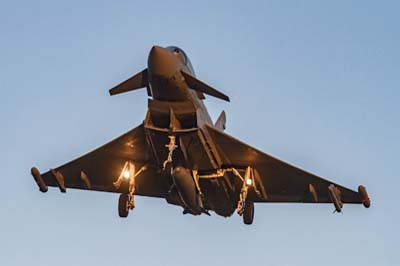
31,46,370,224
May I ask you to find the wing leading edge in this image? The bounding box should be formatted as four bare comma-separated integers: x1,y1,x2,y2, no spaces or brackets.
206,125,365,205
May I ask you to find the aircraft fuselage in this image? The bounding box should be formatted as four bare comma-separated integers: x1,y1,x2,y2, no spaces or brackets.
144,46,236,216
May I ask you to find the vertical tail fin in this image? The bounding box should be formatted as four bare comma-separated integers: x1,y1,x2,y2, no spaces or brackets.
214,111,226,130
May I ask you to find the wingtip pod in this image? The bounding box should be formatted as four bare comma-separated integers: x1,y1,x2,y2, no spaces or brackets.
358,185,370,208
30,167,48,193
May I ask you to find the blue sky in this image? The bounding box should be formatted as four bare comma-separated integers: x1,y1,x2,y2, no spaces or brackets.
1,1,399,265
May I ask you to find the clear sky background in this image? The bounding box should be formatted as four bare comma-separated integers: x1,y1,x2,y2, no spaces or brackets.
1,1,399,265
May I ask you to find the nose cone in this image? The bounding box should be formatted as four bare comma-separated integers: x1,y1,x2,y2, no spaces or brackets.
148,46,178,77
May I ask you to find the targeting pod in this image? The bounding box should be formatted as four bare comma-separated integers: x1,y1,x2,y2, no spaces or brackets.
31,167,48,193
358,185,371,208
328,184,343,213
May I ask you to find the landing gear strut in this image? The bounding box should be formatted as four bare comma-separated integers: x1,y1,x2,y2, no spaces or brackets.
237,181,249,216
235,167,255,225
163,135,178,171
237,182,254,224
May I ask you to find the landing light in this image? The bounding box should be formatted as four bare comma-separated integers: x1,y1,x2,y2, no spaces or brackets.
123,170,131,179
246,178,252,186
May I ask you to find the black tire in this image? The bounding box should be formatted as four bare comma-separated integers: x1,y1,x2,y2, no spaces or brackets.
243,200,254,225
118,194,129,218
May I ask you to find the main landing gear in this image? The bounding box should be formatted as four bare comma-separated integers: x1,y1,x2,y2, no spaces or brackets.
195,166,262,225
235,167,256,225
113,161,147,218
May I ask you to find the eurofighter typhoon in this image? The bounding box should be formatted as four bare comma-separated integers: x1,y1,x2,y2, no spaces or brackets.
31,46,370,224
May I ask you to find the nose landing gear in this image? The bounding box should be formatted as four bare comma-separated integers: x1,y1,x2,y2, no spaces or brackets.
163,135,178,171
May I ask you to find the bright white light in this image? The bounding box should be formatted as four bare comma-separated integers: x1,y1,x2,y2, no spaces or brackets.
123,170,130,179
246,178,252,186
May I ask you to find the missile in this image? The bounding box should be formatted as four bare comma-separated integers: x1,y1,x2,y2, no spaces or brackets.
328,184,343,213
358,185,371,208
30,167,48,193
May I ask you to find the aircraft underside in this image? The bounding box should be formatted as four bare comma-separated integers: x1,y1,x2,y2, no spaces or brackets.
139,99,249,218
30,45,370,225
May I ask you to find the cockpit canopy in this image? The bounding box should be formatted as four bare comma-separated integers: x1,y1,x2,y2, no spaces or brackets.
166,46,195,74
